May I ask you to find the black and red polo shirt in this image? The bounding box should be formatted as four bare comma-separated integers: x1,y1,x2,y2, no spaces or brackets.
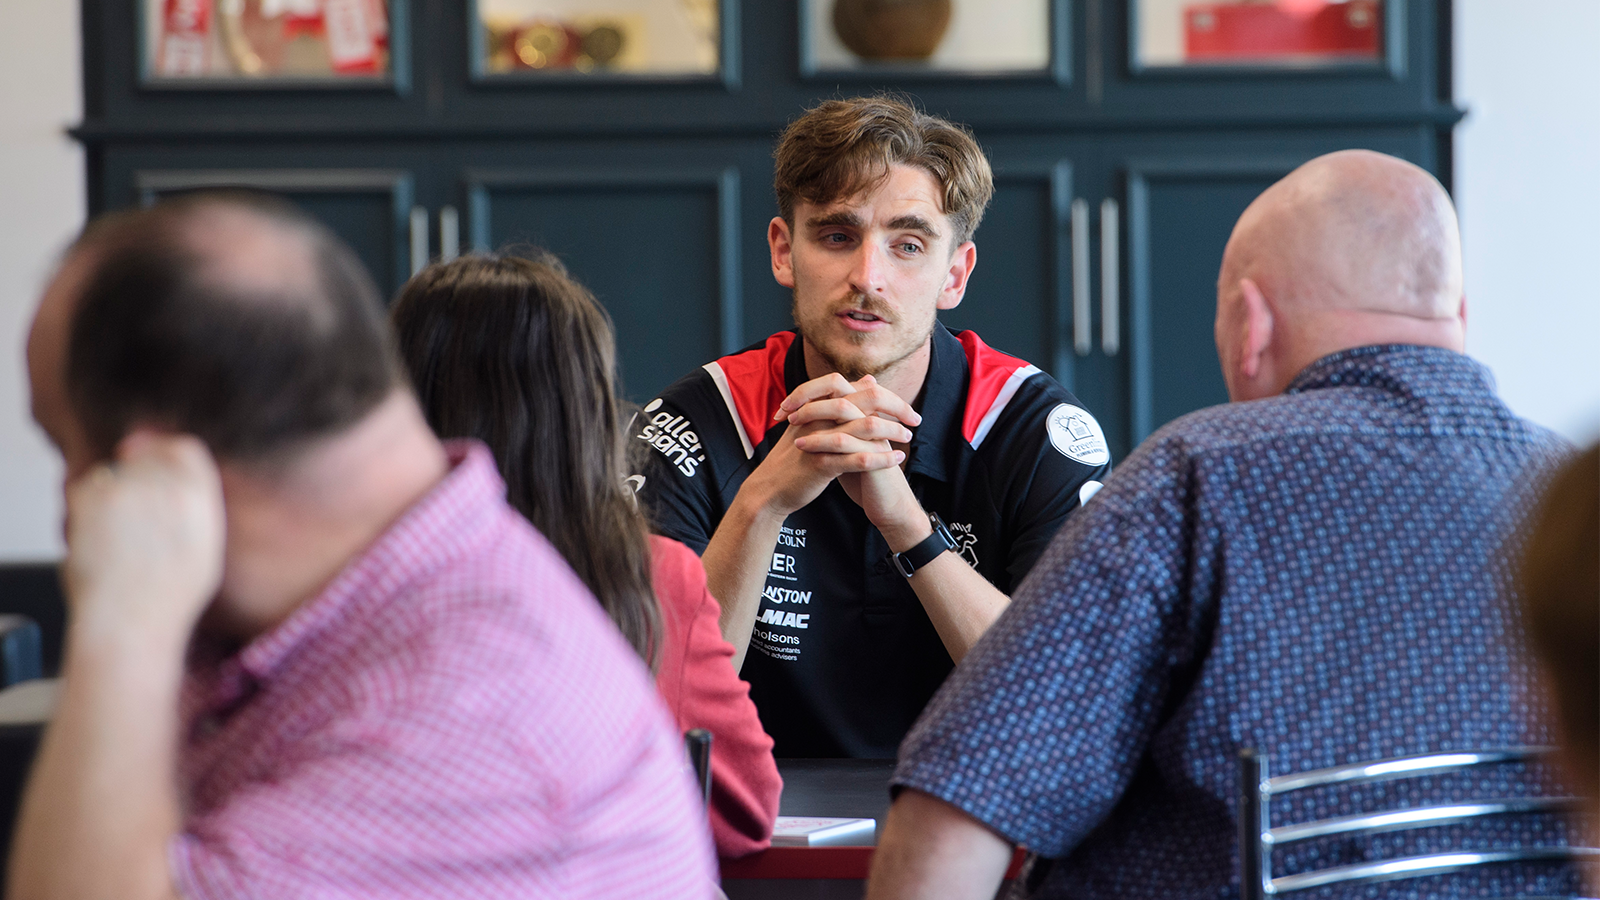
631,322,1111,757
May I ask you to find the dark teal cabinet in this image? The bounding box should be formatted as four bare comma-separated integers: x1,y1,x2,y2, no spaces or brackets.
79,0,1458,459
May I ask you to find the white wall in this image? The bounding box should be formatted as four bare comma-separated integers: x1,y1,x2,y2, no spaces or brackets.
0,2,81,561
0,5,1593,559
1456,0,1600,444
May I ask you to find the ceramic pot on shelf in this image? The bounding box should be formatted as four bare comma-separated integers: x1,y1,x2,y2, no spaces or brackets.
832,0,953,61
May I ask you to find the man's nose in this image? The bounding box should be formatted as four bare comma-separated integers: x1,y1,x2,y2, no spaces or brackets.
848,241,889,296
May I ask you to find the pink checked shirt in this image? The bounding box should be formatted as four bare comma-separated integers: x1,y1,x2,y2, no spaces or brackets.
170,443,716,899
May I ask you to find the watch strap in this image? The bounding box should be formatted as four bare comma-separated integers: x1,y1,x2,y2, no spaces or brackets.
891,513,958,578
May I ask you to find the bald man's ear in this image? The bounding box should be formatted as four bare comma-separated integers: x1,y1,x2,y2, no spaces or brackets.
1237,278,1274,383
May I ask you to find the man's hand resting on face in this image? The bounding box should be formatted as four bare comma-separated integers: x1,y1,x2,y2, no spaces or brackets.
780,374,930,551
8,431,223,900
63,430,226,651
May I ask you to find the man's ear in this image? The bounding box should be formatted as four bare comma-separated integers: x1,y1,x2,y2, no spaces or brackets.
769,217,795,289
936,241,977,311
1237,277,1275,382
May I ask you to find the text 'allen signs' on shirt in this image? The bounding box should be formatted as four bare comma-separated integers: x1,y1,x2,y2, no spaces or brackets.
635,398,706,477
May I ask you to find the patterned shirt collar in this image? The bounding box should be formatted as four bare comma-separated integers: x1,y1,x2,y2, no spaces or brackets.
1287,344,1493,398
232,440,504,684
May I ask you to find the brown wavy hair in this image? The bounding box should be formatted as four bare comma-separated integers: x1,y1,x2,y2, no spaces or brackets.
391,251,661,667
772,94,995,244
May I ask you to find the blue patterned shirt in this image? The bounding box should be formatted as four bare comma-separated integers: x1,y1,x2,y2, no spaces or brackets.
894,345,1577,899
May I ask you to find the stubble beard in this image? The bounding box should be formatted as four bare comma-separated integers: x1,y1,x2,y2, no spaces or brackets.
792,292,935,382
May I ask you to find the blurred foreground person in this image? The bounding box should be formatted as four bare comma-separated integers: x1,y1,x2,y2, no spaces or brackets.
1520,445,1599,817
390,251,782,857
11,194,715,900
866,150,1580,899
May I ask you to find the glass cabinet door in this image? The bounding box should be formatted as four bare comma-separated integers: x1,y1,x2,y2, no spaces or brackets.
472,0,721,78
1133,0,1387,70
143,0,399,83
802,0,1053,76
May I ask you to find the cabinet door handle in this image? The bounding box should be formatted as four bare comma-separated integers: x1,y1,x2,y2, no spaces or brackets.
1071,198,1091,356
409,205,429,276
439,206,460,262
1100,198,1120,356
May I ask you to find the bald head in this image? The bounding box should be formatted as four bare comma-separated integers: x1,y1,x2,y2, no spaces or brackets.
170,202,329,319
1215,151,1467,401
30,192,404,475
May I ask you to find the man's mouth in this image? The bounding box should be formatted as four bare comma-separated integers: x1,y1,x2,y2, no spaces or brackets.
842,310,882,323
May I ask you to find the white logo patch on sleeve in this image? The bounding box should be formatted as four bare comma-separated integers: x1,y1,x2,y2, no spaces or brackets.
1047,404,1110,466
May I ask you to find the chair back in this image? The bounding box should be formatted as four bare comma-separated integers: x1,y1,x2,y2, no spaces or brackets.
685,728,712,806
1238,746,1598,899
0,616,41,688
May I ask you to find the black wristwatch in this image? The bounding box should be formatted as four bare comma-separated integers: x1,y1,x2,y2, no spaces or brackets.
890,512,958,578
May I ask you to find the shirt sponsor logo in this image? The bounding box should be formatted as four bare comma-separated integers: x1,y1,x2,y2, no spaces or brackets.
754,537,811,660
762,585,811,605
948,521,980,569
752,627,802,661
635,398,707,477
769,551,799,582
755,608,810,629
1047,404,1110,466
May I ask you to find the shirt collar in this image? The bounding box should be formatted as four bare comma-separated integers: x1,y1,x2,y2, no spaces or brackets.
905,322,967,482
1286,344,1494,399
786,322,967,483
231,440,507,683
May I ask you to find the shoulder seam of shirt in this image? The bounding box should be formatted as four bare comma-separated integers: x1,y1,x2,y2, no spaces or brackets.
956,331,1042,449
700,332,797,460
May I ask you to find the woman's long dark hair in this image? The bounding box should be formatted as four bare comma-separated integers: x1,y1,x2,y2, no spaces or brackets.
391,251,661,667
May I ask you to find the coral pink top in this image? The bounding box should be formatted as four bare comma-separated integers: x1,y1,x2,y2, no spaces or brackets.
648,535,782,858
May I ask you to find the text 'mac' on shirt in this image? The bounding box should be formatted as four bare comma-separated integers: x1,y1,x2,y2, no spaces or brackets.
629,323,1111,758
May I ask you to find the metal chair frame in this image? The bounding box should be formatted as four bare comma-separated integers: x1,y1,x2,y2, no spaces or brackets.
685,728,713,805
1239,746,1598,899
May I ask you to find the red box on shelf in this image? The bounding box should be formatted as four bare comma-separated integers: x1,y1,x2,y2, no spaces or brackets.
1184,1,1382,62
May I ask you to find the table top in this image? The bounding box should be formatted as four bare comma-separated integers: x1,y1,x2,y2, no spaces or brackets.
775,758,896,845
0,678,56,726
723,759,1027,884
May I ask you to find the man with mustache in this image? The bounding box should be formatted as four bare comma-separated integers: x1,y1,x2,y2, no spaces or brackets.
632,96,1111,758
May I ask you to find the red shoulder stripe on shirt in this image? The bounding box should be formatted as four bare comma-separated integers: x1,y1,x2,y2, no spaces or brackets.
957,330,1042,449
701,332,797,459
